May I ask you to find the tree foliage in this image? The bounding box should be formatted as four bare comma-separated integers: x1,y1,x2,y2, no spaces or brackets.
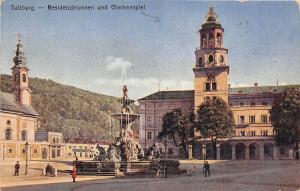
158,108,193,158
270,88,300,151
1,74,122,142
195,97,234,158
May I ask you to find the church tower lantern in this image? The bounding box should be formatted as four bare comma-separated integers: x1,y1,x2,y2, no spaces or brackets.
193,7,229,110
11,35,32,105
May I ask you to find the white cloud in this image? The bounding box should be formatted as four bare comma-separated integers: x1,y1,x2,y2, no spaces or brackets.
105,56,133,71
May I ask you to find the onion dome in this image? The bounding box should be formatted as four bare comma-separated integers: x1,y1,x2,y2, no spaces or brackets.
13,35,27,66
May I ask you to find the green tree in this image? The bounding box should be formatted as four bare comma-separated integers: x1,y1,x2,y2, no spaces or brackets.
195,97,234,159
270,88,300,159
158,109,193,158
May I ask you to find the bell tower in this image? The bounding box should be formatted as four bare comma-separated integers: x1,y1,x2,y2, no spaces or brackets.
193,7,229,110
11,35,32,105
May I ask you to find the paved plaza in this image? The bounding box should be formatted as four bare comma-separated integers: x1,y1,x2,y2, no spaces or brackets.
1,160,299,191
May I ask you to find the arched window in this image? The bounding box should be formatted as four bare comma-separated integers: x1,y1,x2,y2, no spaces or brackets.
205,73,217,91
198,57,204,67
22,74,26,82
217,33,222,47
209,33,214,47
15,74,18,82
201,34,206,48
5,128,12,140
208,55,214,63
220,55,224,63
21,130,27,141
7,120,11,126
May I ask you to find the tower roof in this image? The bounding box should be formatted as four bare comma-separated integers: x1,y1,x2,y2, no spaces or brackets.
13,34,27,66
205,7,219,23
201,7,222,30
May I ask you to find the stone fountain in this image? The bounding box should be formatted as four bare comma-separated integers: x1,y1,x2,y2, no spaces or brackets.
74,85,182,176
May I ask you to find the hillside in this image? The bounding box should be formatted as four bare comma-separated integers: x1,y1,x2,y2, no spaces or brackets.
1,74,122,142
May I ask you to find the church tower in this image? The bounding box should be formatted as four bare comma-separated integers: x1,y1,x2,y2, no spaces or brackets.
11,35,32,105
193,7,229,110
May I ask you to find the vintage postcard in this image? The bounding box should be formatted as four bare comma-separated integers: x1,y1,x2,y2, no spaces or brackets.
0,0,300,191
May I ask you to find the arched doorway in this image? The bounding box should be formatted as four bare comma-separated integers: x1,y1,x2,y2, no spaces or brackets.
206,143,215,160
264,143,274,159
42,148,47,159
192,143,203,159
235,143,246,160
220,143,232,160
249,143,260,160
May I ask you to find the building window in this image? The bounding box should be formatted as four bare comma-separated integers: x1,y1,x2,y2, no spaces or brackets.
15,74,18,82
201,34,206,48
250,101,255,106
34,149,38,154
240,131,245,136
217,33,222,47
5,128,12,140
7,120,11,125
57,149,61,157
208,33,214,46
9,149,13,153
199,57,203,67
262,102,268,106
168,134,173,140
147,117,151,122
261,115,268,123
212,82,217,90
22,149,26,154
249,115,255,123
22,74,26,82
261,130,268,136
53,137,56,143
239,102,244,106
239,116,245,124
251,131,256,136
147,132,152,139
168,148,173,155
68,153,72,156
21,130,27,141
208,55,214,63
219,55,224,63
205,83,210,91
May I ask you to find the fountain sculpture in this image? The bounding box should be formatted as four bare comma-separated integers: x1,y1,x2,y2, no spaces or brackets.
75,85,182,176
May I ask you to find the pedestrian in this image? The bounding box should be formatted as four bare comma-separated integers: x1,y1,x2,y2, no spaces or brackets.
14,161,20,176
204,161,210,177
72,162,77,183
46,163,51,176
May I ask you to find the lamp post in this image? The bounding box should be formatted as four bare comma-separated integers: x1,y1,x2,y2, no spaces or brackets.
25,141,29,175
163,140,167,178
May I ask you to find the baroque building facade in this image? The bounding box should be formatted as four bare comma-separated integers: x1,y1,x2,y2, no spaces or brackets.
138,8,299,160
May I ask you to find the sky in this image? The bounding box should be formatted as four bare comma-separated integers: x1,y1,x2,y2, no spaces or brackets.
0,0,300,99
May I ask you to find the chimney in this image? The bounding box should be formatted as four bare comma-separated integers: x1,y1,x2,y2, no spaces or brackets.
254,82,258,87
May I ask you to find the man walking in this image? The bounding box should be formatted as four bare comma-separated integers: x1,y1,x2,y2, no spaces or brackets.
204,161,210,177
14,161,20,176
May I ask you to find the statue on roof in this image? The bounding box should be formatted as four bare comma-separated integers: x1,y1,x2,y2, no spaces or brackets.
205,7,219,23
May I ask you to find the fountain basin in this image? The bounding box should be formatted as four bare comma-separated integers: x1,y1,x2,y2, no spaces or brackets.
111,113,140,123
